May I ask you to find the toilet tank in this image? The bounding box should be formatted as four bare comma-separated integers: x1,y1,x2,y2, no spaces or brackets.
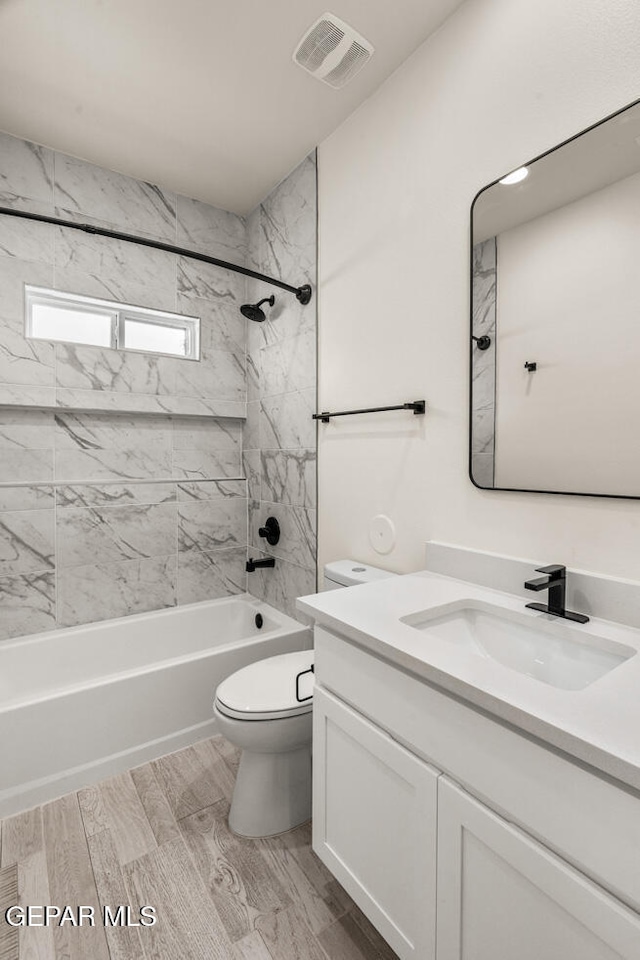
323,559,397,591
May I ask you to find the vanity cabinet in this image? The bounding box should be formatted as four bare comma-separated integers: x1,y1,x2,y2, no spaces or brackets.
313,686,438,959
312,626,640,960
437,777,640,960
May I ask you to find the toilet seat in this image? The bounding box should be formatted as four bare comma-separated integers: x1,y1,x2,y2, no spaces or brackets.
215,650,314,722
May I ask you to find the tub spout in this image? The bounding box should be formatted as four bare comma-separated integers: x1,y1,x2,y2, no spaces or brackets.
246,557,276,573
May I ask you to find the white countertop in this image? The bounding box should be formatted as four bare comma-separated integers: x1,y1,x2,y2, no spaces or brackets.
297,571,640,793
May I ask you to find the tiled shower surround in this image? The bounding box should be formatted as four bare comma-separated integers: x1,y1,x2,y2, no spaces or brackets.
0,134,317,640
471,237,496,487
244,156,317,620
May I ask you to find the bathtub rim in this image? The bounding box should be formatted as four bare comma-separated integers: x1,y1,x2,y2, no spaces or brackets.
0,593,308,712
0,591,300,652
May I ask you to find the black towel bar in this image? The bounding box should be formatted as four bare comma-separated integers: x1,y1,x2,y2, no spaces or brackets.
312,400,426,423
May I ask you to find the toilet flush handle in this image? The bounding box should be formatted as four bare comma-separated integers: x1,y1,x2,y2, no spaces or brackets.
295,665,315,703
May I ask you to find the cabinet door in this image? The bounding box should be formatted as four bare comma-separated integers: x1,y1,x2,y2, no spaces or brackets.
437,777,640,960
313,686,439,960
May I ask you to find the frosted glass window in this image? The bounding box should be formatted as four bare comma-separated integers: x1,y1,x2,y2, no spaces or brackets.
123,317,189,356
25,286,199,360
30,302,115,347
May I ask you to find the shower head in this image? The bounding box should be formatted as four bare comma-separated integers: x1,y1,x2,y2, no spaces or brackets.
240,295,275,322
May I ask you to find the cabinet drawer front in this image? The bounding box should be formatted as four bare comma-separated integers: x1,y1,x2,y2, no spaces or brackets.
315,626,640,910
313,686,438,960
437,777,640,960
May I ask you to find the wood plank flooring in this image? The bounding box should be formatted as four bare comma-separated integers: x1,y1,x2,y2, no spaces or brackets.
0,736,399,960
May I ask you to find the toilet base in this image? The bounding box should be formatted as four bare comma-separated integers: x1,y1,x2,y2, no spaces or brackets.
228,744,312,838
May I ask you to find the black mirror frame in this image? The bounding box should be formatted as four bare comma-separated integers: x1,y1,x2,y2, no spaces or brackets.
469,94,640,502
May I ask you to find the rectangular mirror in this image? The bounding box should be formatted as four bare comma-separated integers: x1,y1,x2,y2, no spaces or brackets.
470,98,640,499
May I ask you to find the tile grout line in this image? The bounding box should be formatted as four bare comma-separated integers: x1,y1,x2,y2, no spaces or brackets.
170,404,178,607
70,791,113,960
52,168,60,632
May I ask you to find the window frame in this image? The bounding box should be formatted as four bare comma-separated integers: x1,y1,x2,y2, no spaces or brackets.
24,286,200,361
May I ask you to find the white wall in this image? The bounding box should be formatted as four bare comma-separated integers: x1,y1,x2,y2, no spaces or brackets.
318,0,640,580
495,170,640,495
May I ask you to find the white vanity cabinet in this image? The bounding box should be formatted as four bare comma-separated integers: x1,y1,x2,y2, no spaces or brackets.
436,777,640,960
311,626,640,960
313,686,438,959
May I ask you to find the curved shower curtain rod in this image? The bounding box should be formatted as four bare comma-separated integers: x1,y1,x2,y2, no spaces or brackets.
0,206,313,305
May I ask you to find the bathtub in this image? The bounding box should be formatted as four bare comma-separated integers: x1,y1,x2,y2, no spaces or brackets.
0,594,311,818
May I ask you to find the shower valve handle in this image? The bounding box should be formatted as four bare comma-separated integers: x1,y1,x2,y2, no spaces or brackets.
259,516,281,546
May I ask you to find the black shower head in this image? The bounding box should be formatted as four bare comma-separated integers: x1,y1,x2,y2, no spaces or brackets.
240,295,275,322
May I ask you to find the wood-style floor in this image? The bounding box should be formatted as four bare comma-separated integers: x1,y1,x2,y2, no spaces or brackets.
0,735,399,960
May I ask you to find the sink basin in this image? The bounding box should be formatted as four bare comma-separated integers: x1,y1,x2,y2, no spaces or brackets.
400,601,636,690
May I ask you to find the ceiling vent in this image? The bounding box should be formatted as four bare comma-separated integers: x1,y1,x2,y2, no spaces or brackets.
293,13,374,89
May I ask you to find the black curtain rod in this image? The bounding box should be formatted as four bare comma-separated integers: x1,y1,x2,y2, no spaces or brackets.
0,205,312,305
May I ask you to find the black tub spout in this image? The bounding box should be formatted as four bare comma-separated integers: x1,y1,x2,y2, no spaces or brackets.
246,557,276,573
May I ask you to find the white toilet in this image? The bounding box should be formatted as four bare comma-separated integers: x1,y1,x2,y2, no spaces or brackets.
322,559,399,591
213,560,397,838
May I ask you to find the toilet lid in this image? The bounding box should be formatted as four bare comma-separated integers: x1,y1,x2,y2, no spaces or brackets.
215,650,314,720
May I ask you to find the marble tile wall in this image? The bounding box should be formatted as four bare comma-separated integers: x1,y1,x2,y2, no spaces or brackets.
0,416,248,639
0,135,318,638
243,154,318,621
471,238,497,488
0,132,249,639
56,478,247,628
0,134,248,414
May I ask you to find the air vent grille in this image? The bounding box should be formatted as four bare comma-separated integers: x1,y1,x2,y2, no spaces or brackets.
293,13,374,88
294,19,345,72
323,41,371,88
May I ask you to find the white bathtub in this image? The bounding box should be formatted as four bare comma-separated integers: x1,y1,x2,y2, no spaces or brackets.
0,594,311,817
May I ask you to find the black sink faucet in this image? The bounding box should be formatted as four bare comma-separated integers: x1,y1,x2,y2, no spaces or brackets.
524,564,589,624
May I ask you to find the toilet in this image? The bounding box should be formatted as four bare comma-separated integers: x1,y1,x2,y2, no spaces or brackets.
213,560,397,838
322,559,399,591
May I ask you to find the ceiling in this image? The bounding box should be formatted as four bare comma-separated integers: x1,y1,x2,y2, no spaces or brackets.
0,0,463,215
474,100,640,241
